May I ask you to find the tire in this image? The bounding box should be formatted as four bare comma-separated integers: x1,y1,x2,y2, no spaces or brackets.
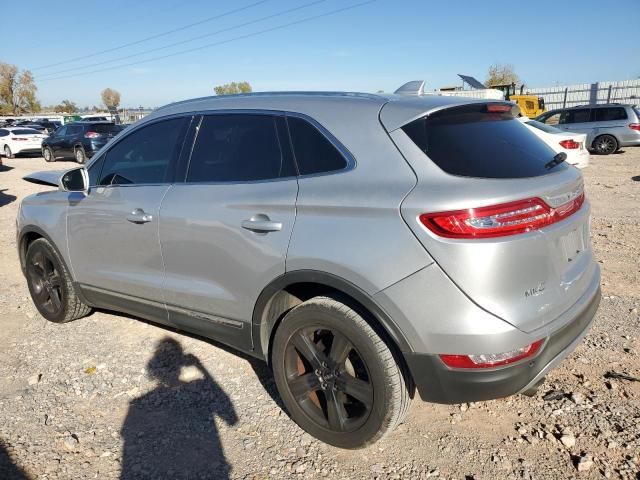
25,238,91,323
4,145,13,159
74,147,86,164
592,134,618,155
43,147,54,162
271,296,411,449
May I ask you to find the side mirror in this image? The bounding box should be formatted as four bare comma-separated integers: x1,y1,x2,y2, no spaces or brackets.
59,167,88,193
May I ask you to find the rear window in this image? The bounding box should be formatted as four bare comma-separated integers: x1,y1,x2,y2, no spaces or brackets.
594,107,627,121
90,124,120,134
525,120,563,134
401,104,566,179
11,129,40,135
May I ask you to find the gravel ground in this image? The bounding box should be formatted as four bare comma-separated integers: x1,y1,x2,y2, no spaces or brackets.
0,150,638,480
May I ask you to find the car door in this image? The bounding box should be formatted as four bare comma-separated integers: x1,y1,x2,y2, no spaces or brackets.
559,108,592,137
63,125,83,157
67,116,190,321
159,113,298,350
47,125,69,156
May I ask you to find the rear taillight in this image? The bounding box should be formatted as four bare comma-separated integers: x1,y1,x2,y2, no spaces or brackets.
559,139,580,149
629,123,640,131
486,103,512,113
439,339,545,369
420,192,584,239
84,131,101,138
11,137,28,141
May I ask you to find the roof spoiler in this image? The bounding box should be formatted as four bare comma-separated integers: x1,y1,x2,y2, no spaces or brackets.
394,80,425,96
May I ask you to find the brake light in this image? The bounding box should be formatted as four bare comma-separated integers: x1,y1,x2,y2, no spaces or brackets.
440,339,545,369
559,139,580,149
420,193,584,239
84,131,101,138
11,137,28,141
486,104,512,113
629,123,640,131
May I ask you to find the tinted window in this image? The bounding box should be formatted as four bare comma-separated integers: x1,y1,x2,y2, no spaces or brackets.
90,124,120,134
87,155,104,186
187,114,294,182
402,103,565,179
287,116,347,175
11,129,40,135
99,117,186,186
594,107,627,121
67,125,83,136
525,120,563,134
562,109,591,124
0,129,8,137
55,126,68,136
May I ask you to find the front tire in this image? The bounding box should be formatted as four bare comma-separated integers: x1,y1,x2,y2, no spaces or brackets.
43,147,55,162
25,238,91,323
4,145,13,159
74,147,86,164
592,134,618,155
271,296,411,449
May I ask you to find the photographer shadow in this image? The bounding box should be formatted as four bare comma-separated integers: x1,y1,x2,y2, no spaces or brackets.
120,337,238,480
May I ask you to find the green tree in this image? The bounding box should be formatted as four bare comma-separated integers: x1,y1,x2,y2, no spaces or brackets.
485,63,520,87
0,63,40,114
101,88,121,108
214,81,252,95
54,99,78,114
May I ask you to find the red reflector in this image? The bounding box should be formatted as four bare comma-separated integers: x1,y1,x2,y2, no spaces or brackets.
84,131,101,138
420,192,584,239
440,339,545,369
559,139,580,149
486,104,511,113
629,123,640,131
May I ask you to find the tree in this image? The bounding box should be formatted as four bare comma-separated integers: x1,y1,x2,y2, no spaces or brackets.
0,63,40,114
54,99,78,114
214,81,252,95
485,64,520,87
101,88,121,108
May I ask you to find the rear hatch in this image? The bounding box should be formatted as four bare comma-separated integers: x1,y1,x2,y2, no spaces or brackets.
382,101,596,333
84,124,121,145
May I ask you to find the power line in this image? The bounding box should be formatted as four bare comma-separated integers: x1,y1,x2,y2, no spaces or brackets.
38,0,376,83
32,0,269,71
36,0,327,79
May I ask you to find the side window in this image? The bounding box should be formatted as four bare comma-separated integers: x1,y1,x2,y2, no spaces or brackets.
186,114,294,183
594,107,627,121
562,109,591,124
287,116,348,175
98,117,187,186
55,126,68,136
543,112,562,125
87,155,105,187
67,125,82,136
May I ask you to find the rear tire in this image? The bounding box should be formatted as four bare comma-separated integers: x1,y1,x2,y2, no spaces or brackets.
43,147,54,162
74,147,86,164
4,145,13,159
25,238,91,323
271,296,411,449
592,134,618,155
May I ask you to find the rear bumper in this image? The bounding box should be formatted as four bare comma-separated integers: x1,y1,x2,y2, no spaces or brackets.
404,280,600,404
14,147,42,155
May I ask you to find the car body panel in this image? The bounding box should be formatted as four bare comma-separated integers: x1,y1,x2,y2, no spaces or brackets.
519,118,590,168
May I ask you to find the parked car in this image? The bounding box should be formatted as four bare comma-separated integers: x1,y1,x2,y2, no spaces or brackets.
519,117,590,168
82,116,109,122
535,103,640,155
0,127,47,158
41,122,122,164
33,119,62,134
18,91,601,449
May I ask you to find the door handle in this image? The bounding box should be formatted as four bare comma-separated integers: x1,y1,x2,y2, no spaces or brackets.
241,214,282,233
126,208,153,224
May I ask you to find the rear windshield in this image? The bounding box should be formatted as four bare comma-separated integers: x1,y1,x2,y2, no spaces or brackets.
401,104,567,178
525,120,563,134
89,124,120,134
11,129,41,135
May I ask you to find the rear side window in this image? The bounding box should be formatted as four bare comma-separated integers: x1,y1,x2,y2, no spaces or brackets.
11,129,40,135
186,114,294,183
67,125,83,135
287,116,347,175
401,103,566,179
562,109,591,124
594,107,627,121
98,117,187,185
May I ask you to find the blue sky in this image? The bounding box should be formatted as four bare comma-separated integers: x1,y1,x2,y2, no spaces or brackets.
4,0,639,108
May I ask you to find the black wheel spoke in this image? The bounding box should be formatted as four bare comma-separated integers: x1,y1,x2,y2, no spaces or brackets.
328,332,352,365
291,332,326,369
326,390,348,431
49,288,62,311
288,373,321,401
27,262,45,281
338,375,373,407
48,272,62,288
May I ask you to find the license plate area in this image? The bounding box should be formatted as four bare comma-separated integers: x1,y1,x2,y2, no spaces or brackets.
561,226,587,263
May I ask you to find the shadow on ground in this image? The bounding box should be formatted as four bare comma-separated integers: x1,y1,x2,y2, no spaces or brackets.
0,439,28,480
0,189,16,208
0,164,14,172
120,337,238,479
632,175,640,182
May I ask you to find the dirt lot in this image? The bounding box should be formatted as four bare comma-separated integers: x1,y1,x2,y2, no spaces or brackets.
0,150,638,480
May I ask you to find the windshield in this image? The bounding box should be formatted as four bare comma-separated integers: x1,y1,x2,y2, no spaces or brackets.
525,120,563,134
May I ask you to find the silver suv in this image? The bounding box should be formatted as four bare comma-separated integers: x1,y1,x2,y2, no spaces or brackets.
535,103,640,155
18,90,601,448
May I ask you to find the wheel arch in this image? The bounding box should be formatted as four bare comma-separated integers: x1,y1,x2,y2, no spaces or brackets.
591,132,620,150
19,226,65,277
252,270,414,377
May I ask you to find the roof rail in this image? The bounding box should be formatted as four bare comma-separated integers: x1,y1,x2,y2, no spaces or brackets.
394,80,425,96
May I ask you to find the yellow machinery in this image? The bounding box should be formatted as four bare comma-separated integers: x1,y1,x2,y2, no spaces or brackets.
492,83,546,117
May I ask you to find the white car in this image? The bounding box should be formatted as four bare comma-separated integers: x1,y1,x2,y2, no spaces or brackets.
0,127,47,158
519,117,590,168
